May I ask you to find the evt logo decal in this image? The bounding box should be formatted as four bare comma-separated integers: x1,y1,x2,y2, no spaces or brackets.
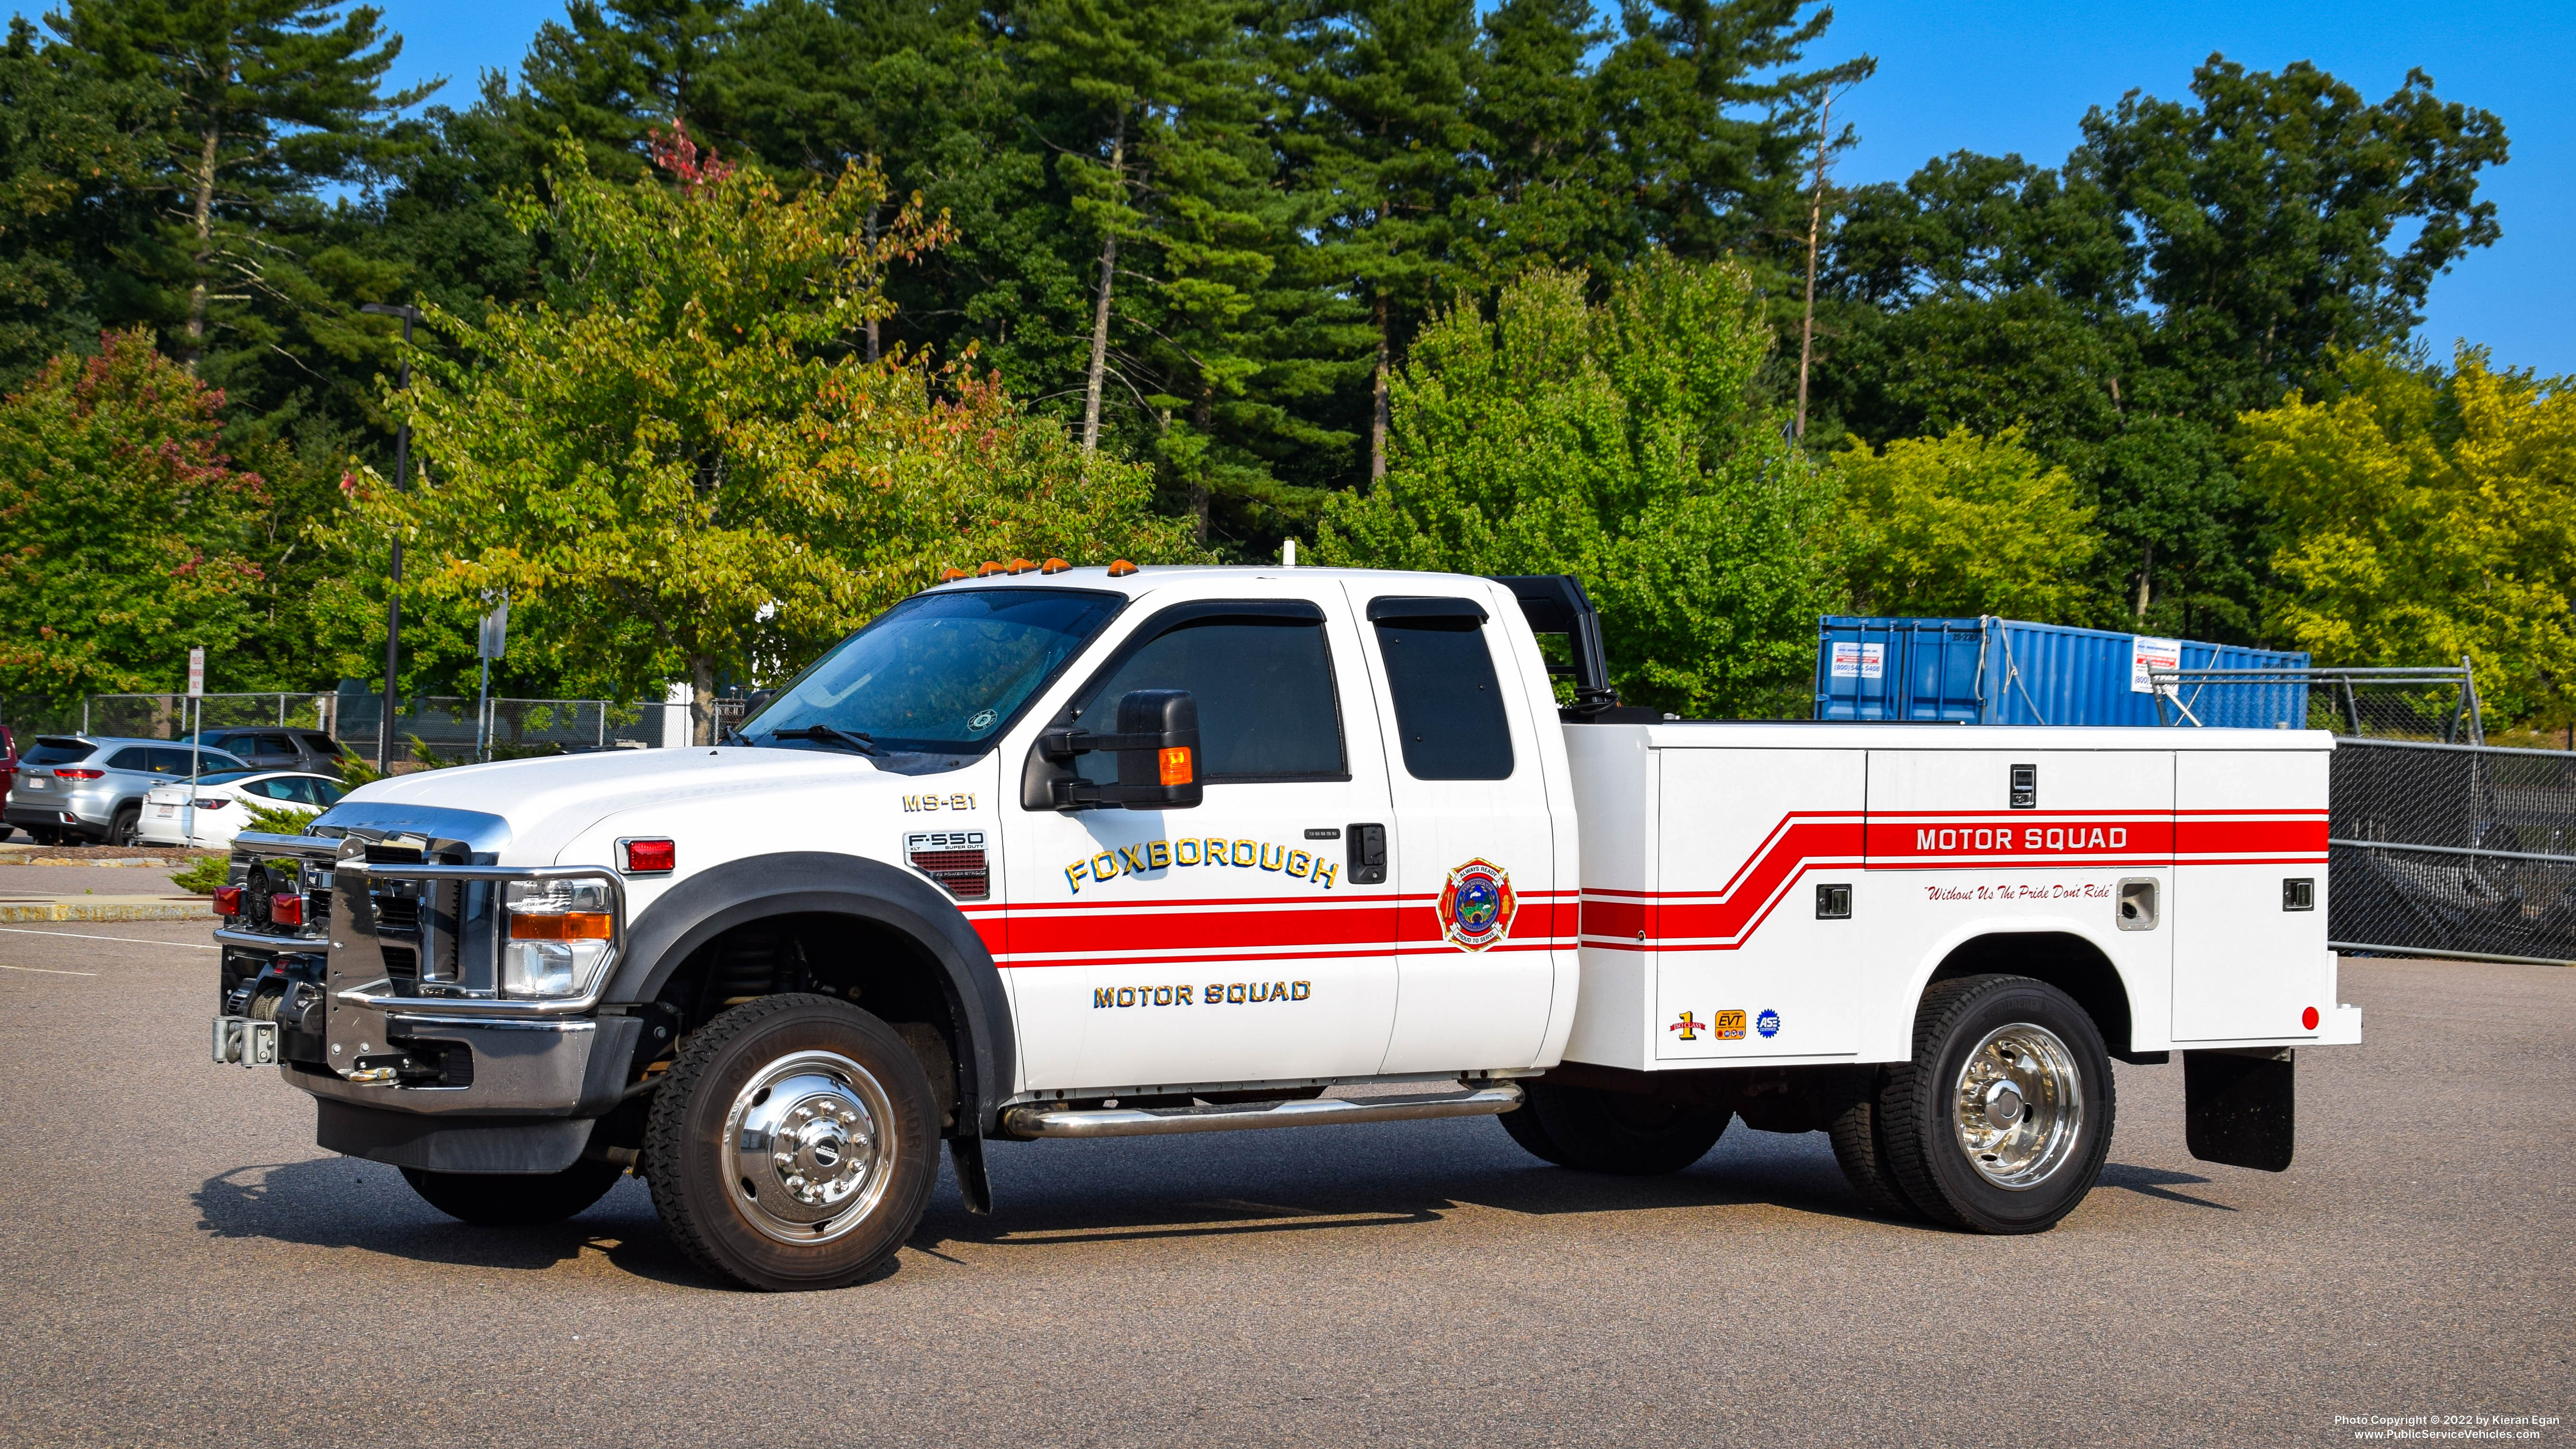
1437,858,1516,951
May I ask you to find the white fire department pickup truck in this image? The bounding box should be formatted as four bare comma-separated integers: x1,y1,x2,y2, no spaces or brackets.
208,566,2358,1290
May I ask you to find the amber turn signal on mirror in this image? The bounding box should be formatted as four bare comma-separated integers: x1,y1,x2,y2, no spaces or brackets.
1159,746,1193,786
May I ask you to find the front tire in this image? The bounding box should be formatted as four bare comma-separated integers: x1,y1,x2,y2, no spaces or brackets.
1878,975,2115,1234
644,994,938,1292
401,1161,625,1225
1514,1080,1729,1175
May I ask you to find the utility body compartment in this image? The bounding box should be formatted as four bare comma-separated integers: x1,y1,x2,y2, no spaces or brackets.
1560,722,2343,1072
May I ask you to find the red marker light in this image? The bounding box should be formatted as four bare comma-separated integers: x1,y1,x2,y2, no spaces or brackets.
2302,1006,2320,1031
621,838,675,873
271,894,304,928
212,887,243,916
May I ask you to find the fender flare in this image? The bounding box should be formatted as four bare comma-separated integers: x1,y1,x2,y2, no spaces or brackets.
1894,915,2149,1055
603,852,1016,1135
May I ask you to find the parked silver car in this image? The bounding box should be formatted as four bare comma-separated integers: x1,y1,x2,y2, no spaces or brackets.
3,735,250,846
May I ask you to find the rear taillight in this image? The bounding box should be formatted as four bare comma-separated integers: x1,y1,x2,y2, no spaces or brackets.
213,887,243,916
270,894,304,927
54,769,103,780
189,797,229,810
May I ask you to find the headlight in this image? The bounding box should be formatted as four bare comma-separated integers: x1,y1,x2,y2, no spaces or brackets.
502,878,615,998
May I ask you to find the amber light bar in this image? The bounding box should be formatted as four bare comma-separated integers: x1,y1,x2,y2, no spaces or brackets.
509,912,614,941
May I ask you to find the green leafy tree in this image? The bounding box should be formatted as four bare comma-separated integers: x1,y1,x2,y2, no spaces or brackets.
339,143,1201,743
1316,254,1836,716
1832,426,2098,620
2239,348,2576,729
0,329,267,698
1818,58,2507,641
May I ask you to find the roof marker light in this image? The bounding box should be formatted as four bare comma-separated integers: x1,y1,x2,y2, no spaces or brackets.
938,566,968,583
1040,558,1070,574
1107,559,1138,578
977,561,1007,577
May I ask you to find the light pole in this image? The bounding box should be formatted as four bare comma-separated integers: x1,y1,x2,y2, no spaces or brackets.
360,302,420,773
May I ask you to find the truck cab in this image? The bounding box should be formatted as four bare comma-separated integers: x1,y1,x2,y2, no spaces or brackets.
208,565,2354,1291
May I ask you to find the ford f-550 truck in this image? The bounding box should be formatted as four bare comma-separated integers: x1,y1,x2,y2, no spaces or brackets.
208,566,2358,1291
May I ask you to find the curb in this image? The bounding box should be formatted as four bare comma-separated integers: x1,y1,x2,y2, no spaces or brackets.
0,897,216,923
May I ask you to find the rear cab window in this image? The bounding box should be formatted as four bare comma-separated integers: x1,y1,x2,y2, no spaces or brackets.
1367,598,1515,781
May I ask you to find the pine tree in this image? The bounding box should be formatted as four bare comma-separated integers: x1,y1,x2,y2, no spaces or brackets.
49,0,436,388
1287,0,1480,481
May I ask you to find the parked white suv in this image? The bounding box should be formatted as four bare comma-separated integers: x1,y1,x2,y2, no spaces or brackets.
138,770,347,850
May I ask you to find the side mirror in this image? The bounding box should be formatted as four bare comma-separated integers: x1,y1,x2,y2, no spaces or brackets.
1025,688,1203,811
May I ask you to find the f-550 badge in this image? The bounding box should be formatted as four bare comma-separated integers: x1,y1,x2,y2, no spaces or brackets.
1437,858,1516,951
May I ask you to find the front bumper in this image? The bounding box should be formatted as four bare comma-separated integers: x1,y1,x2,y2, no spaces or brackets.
217,830,633,1118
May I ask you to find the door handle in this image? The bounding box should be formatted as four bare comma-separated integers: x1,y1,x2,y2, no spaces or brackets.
1348,823,1388,884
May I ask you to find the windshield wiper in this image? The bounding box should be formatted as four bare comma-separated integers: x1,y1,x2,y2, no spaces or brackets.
768,724,883,757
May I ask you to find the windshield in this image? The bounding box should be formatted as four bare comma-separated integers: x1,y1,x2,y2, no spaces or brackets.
745,588,1124,755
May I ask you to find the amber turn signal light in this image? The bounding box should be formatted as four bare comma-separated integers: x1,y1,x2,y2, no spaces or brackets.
510,912,613,941
938,566,968,582
1159,746,1193,786
1107,559,1138,577
1040,557,1071,574
977,560,1007,576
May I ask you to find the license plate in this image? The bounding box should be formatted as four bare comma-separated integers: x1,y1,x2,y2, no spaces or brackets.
155,805,175,816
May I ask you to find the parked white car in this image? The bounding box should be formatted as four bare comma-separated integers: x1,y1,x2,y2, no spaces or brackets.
138,770,347,850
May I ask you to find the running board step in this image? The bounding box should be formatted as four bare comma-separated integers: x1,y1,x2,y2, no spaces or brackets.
1000,1084,1523,1140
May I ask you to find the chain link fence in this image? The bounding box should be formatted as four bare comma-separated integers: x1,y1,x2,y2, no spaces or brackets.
2152,663,2484,742
2330,738,2576,966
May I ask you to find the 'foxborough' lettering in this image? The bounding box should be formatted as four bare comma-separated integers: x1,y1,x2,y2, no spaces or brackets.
1064,837,1340,894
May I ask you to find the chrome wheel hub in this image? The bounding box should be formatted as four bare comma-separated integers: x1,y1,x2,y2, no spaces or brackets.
721,1050,896,1245
1952,1023,2083,1189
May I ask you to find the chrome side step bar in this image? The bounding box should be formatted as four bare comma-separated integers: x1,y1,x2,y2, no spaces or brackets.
1000,1084,1523,1140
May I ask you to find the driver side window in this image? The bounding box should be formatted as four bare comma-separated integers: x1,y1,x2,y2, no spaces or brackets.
1070,615,1345,785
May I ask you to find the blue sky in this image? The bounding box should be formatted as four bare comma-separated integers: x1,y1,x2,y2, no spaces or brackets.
34,0,2570,374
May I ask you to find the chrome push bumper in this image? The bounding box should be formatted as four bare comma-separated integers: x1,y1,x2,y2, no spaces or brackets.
220,830,631,1115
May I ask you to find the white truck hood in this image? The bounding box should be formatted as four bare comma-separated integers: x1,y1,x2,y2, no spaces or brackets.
322,746,888,864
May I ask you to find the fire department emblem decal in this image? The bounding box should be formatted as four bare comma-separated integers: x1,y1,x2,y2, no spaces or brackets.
1437,858,1517,951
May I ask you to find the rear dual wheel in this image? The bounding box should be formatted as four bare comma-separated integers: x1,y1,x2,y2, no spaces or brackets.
1840,974,2115,1233
1501,1080,1730,1175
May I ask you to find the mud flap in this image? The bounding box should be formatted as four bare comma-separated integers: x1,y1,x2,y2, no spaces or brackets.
948,1133,993,1215
2184,1048,2295,1172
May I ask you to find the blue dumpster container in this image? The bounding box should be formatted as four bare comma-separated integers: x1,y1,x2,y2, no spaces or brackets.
1813,617,2310,727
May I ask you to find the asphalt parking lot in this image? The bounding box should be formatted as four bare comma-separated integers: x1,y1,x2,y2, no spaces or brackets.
0,924,2566,1448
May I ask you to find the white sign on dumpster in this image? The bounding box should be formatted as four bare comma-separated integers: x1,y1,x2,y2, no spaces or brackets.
1830,641,1884,680
2130,635,2181,693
